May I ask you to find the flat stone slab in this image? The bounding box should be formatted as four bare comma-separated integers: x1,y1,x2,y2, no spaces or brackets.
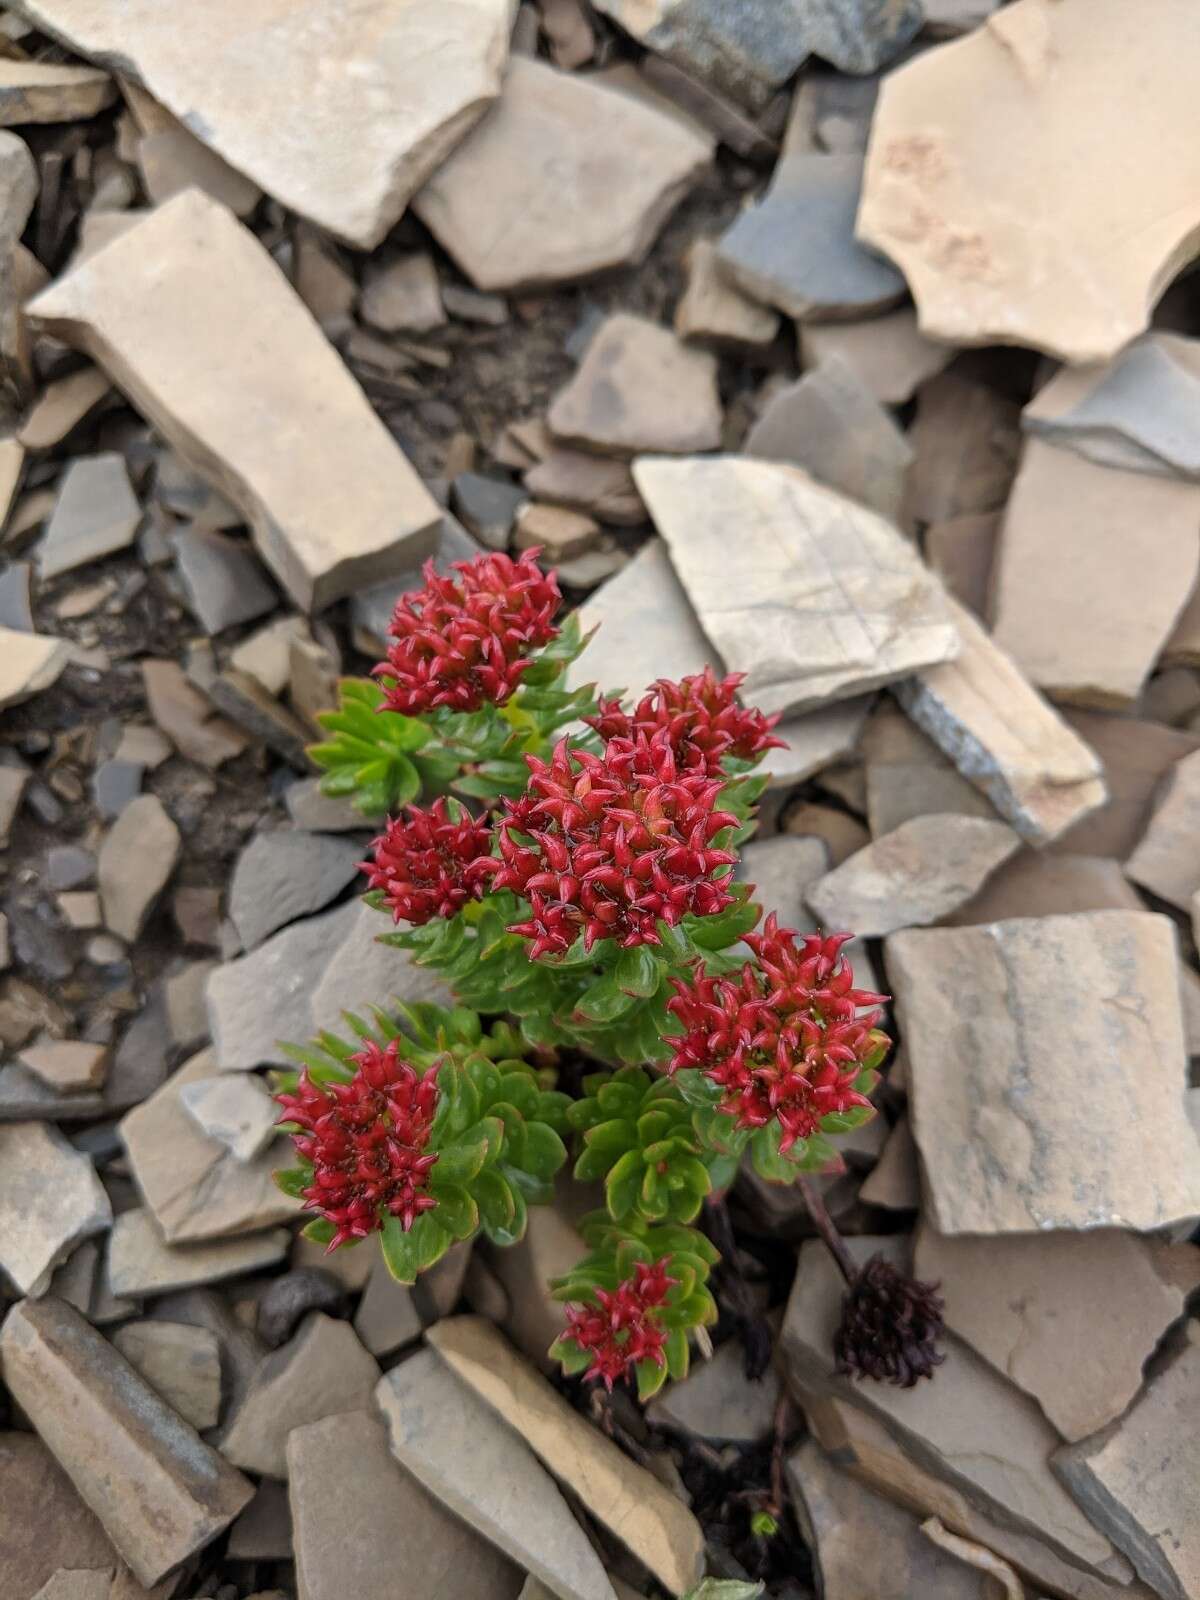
288,1409,521,1600
111,1320,223,1432
0,1432,121,1600
0,1120,110,1295
414,57,712,292
807,813,1020,937
943,850,1143,928
1054,1327,1200,1600
675,238,779,348
892,597,1108,846
170,526,278,636
0,58,114,124
1125,747,1200,912
228,829,362,951
715,152,905,320
863,705,999,837
29,191,440,612
570,540,711,703
634,455,958,717
737,835,829,932
888,911,1200,1234
860,0,1200,363
13,0,513,246
0,1296,253,1587
98,793,180,943
903,372,1020,525
376,1348,617,1600
648,1336,780,1445
799,308,952,405
428,1316,705,1596
0,624,70,709
107,1207,289,1299
38,453,140,579
178,1072,277,1163
915,1223,1200,1443
1053,711,1200,861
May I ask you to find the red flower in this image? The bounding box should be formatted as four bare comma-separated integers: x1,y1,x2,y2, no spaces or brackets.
483,731,738,958
275,1040,440,1249
373,548,561,715
563,1257,676,1390
361,798,492,925
666,918,887,1153
586,667,783,778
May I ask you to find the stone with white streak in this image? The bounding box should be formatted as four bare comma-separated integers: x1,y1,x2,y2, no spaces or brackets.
29,191,440,612
0,1121,110,1295
634,455,958,717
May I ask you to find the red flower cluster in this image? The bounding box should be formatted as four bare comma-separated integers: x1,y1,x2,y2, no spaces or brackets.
275,1040,441,1249
563,1258,676,1389
484,732,738,958
361,798,492,925
587,667,783,777
666,918,887,1153
374,549,561,716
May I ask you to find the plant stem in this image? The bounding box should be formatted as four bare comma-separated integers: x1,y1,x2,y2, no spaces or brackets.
798,1175,856,1286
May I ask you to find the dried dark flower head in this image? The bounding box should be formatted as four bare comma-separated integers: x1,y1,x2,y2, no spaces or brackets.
834,1254,945,1388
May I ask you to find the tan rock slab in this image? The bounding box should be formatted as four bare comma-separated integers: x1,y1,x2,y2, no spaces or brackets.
19,1038,107,1091
360,252,445,334
428,1315,705,1595
221,1313,380,1480
14,0,513,247
352,1253,423,1359
570,539,711,706
523,450,644,526
1163,572,1200,667
29,1571,111,1600
674,239,779,349
376,1348,617,1600
98,793,180,944
635,455,958,717
135,121,262,218
306,898,455,1044
141,658,246,768
781,1237,1120,1574
888,912,1200,1234
178,1072,276,1163
487,1203,585,1371
0,1296,253,1586
0,624,69,709
892,596,1108,845
991,441,1200,708
924,511,999,619
781,800,869,865
902,372,1020,525
915,1223,1200,1442
414,58,712,291
107,1208,289,1299
514,501,600,560
1054,1326,1200,1600
1125,747,1200,911
859,1113,920,1210
548,314,721,457
800,307,952,405
19,366,110,450
859,0,1200,363
29,190,441,612
1053,712,1200,860
944,849,1142,928
762,697,872,792
863,704,999,836
0,58,114,124
0,1120,110,1295
807,813,1019,936
111,1320,222,1431
647,1336,779,1444
0,1432,122,1600
288,1409,521,1600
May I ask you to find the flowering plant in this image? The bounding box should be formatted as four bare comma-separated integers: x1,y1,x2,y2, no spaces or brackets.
274,547,935,1398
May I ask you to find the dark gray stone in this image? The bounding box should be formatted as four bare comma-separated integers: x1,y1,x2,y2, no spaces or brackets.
0,561,32,631
37,453,141,579
228,829,362,950
91,758,143,820
451,472,527,551
170,525,279,635
46,845,94,891
257,1268,347,1349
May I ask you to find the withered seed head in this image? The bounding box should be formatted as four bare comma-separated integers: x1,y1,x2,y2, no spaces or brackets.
834,1254,946,1388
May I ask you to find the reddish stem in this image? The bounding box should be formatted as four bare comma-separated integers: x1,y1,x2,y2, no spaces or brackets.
798,1175,856,1286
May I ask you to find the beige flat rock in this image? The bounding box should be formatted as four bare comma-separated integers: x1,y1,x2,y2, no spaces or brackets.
1125,747,1200,911
944,850,1143,927
863,705,999,836
634,455,959,717
892,596,1108,845
1053,711,1200,860
858,1113,920,1210
923,511,1000,619
889,911,1200,1233
0,1121,111,1295
902,372,1020,525
675,239,779,349
106,1208,289,1299
18,365,110,451
569,539,711,704
800,307,952,405
19,1039,108,1091
0,58,114,124
991,441,1200,708
111,1320,223,1432
0,624,69,709
28,191,440,612
427,1316,705,1595
13,0,513,246
414,57,712,291
859,0,1200,362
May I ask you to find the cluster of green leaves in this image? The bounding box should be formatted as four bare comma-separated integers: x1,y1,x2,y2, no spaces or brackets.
309,613,598,816
273,1003,569,1283
549,1212,719,1399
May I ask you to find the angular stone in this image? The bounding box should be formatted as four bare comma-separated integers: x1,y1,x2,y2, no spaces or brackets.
111,1320,223,1431
361,251,445,334
15,0,513,247
376,1348,617,1600
163,959,216,1052
1125,748,1200,911
781,799,868,864
781,1237,1122,1574
675,239,779,348
98,794,180,943
859,0,1200,363
228,830,361,952
888,912,1200,1234
136,123,263,219
207,903,347,1071
924,511,999,619
0,58,113,123
799,307,952,405
716,153,904,321
307,899,454,1042
648,1336,780,1444
37,453,140,580
737,835,828,931
221,1313,379,1480
514,502,600,561
107,1208,290,1298
29,192,440,612
28,1569,112,1600
353,1254,423,1358
121,1048,297,1243
859,1112,920,1209
915,1223,1200,1443
0,1296,253,1586
548,314,720,457
451,472,527,549
745,354,913,521
150,1286,267,1423
1052,712,1200,860
892,597,1108,845
991,441,1200,708
0,1432,120,1600
903,373,1020,525
0,1121,110,1295
0,560,32,632
524,451,644,527
762,696,872,790
226,1479,293,1562
141,658,246,768
863,705,998,836
178,1072,276,1163
19,1039,108,1092
288,1409,521,1600
285,777,372,834
1054,1328,1200,1600
414,58,711,292
787,1438,991,1600
570,540,710,705
170,526,277,636
429,1316,704,1594
807,813,1019,937
797,0,924,73
486,1204,585,1371
944,849,1142,928
634,456,957,717
207,667,311,768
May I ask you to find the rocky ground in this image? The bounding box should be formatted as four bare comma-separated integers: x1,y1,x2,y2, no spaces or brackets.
1,1,1199,1599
